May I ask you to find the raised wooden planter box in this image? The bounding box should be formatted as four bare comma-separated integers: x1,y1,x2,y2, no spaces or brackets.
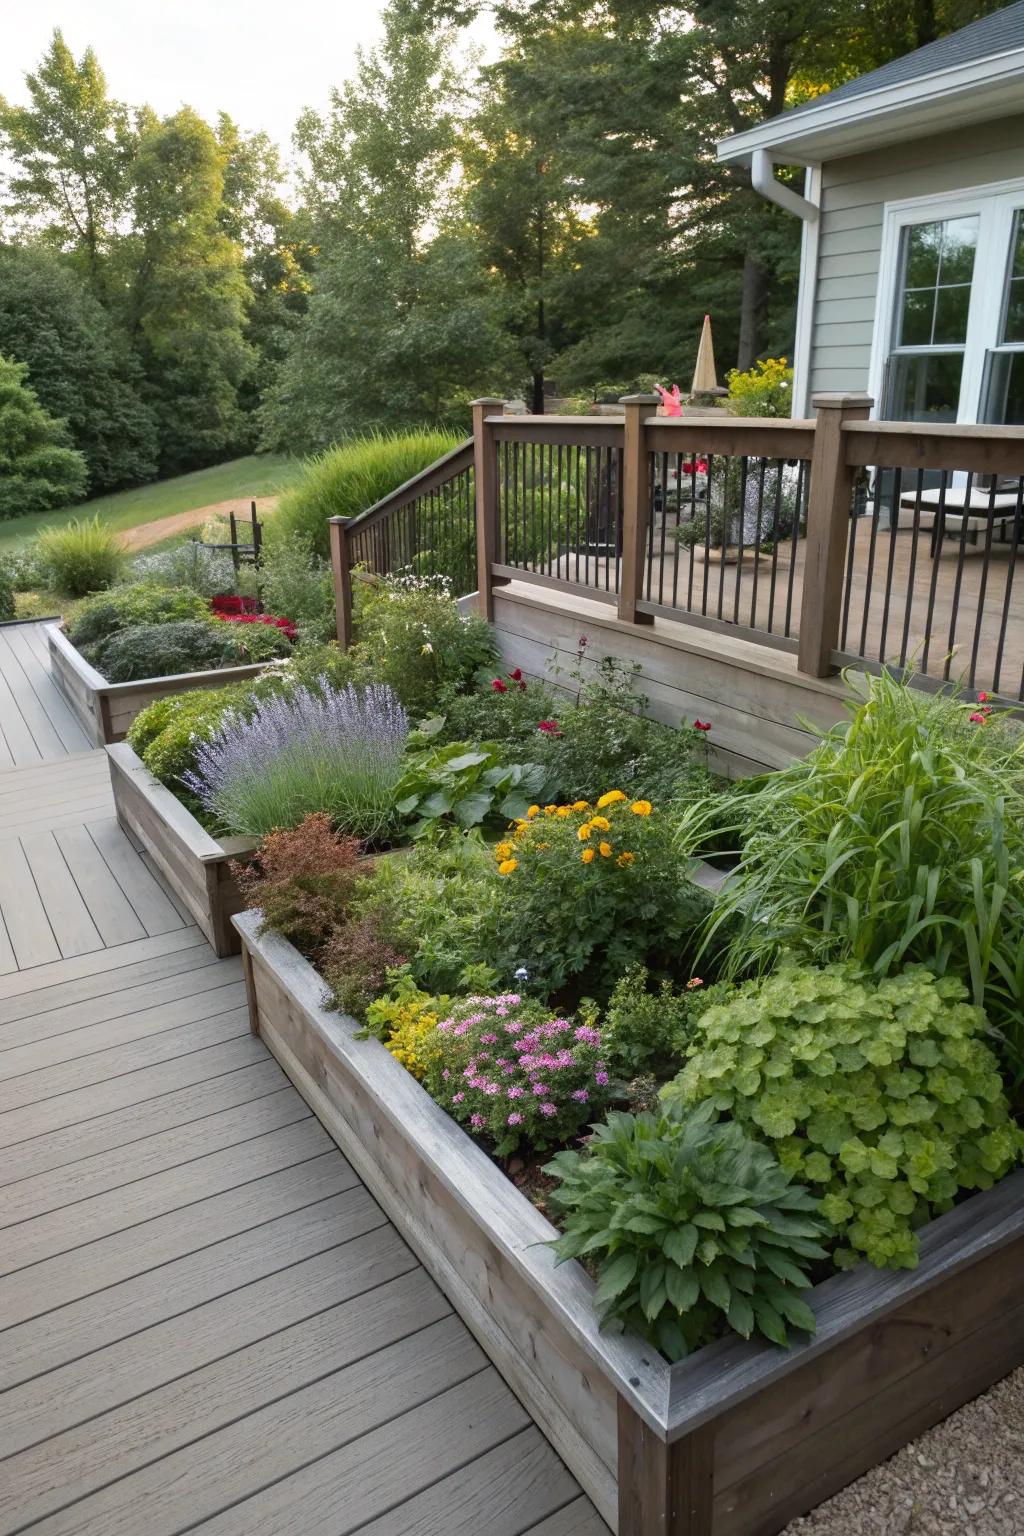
108,742,255,956
47,622,267,748
235,910,1024,1536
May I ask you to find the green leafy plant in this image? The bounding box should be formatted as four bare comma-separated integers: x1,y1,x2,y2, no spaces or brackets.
546,1101,826,1360
0,564,14,621
132,542,237,597
601,966,733,1085
68,583,209,651
725,357,793,418
90,618,289,682
127,682,254,806
676,671,1024,1069
0,354,88,518
662,964,1022,1270
396,734,548,835
35,514,124,595
350,576,497,715
434,669,563,758
257,534,335,639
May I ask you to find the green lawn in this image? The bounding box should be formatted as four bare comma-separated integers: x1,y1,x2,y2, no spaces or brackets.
0,454,305,551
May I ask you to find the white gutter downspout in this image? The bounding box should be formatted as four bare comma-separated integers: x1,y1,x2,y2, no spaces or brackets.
750,149,821,416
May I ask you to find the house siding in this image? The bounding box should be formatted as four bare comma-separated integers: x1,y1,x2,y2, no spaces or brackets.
808,115,1024,402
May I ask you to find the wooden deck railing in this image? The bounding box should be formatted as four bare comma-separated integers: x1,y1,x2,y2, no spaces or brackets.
330,394,1024,702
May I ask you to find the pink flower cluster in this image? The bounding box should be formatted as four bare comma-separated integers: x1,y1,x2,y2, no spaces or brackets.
427,994,609,1156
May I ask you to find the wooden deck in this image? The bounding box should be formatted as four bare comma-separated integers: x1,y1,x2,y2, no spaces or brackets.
0,625,606,1536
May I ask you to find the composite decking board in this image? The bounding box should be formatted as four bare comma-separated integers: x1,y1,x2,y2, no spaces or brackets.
0,938,213,1029
0,670,47,767
183,1368,529,1536
24,1316,487,1536
525,1499,614,1534
0,1223,414,1457
0,1025,263,1147
0,963,244,1069
0,925,209,1009
0,1116,336,1282
18,831,105,960
0,994,249,1114
0,835,61,970
0,798,117,840
51,824,148,947
0,1059,287,1185
0,1085,304,1226
85,816,186,935
0,1268,450,1530
0,632,68,762
0,625,90,754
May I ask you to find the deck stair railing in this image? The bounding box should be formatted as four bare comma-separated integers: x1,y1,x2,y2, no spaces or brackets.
330,393,1024,703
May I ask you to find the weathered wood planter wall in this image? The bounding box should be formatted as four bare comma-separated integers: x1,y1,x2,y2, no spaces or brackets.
108,743,254,955
235,912,1024,1536
47,623,267,749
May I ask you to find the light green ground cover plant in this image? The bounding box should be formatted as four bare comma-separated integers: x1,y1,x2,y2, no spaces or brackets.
662,964,1022,1270
546,1100,827,1360
676,671,1024,1070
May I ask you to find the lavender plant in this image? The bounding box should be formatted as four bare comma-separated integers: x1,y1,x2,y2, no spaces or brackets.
183,679,409,843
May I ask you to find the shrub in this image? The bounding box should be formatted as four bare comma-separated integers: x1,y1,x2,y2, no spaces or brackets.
350,576,496,715
257,535,335,639
267,430,463,562
350,835,501,995
421,993,610,1156
492,792,711,997
0,545,47,592
321,914,409,1022
35,514,124,595
132,542,237,596
364,975,444,1081
725,357,793,418
662,964,1022,1270
236,814,366,954
68,583,209,651
184,679,409,841
546,1101,826,1360
435,670,563,757
91,618,290,682
677,671,1024,1067
212,611,298,644
0,564,14,621
600,966,733,1085
395,734,548,835
127,683,255,799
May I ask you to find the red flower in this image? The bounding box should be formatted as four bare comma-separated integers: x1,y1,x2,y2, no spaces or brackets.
491,678,508,693
537,720,561,734
578,636,588,648
213,611,297,642
969,711,988,724
693,718,712,732
978,692,990,703
509,667,523,682
681,457,709,476
210,594,258,616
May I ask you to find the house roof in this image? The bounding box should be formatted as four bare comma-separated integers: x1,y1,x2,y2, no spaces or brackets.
718,1,1024,165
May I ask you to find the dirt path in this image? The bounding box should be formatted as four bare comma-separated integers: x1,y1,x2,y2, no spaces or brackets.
119,496,279,552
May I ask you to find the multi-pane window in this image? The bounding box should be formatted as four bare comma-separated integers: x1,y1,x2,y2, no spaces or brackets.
886,216,979,422
982,209,1024,426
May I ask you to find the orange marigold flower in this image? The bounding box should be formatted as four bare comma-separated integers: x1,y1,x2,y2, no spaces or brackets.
527,805,540,818
581,847,596,864
590,815,611,832
495,841,514,860
577,823,593,841
630,800,653,817
498,858,518,875
598,841,613,858
544,804,558,816
572,800,590,812
555,806,571,818
616,851,636,867
597,790,626,808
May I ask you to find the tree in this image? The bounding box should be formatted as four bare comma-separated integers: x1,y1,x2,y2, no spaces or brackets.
0,30,134,294
0,354,88,518
123,108,255,473
0,244,157,491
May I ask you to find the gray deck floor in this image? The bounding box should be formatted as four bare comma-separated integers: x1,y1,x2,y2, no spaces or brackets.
0,627,606,1536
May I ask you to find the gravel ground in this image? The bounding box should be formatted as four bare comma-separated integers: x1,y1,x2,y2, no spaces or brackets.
785,1367,1024,1535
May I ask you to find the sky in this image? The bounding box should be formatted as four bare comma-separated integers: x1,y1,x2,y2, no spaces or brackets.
0,0,494,162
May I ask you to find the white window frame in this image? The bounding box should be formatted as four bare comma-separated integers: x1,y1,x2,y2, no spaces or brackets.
868,175,1024,424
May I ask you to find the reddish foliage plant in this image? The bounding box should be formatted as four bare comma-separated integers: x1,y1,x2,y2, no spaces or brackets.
235,813,365,955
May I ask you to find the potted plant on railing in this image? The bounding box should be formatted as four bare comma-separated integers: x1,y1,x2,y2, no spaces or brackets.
673,457,803,565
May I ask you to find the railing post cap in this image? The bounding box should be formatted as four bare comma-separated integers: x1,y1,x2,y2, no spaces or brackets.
470,397,507,408
811,391,874,410
328,515,351,525
619,392,662,405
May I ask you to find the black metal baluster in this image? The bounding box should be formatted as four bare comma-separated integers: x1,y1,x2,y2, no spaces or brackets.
943,471,974,681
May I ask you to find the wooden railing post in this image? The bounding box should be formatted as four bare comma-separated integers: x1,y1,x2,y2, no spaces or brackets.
328,515,354,649
471,397,506,621
618,393,659,624
797,391,873,677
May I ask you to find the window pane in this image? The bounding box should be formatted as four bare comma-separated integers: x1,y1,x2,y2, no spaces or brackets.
982,351,1024,425
1011,211,1024,279
938,218,979,284
1004,279,1024,344
899,288,934,346
905,222,942,287
933,283,972,344
888,353,964,422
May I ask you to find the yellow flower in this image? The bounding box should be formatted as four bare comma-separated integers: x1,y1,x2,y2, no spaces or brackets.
495,841,514,860
630,800,653,817
572,800,590,812
527,805,540,818
617,851,636,867
597,790,626,808
581,847,596,864
577,823,593,841
544,804,558,816
555,806,571,818
498,858,518,875
589,815,611,832
598,841,613,858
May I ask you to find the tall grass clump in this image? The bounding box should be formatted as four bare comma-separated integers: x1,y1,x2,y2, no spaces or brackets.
677,671,1024,1067
267,430,463,562
35,515,125,596
184,679,409,844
